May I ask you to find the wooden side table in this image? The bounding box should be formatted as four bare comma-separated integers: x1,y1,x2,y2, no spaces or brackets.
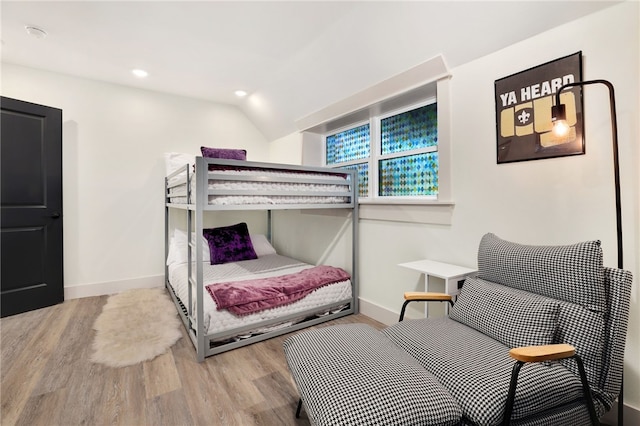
398,259,477,317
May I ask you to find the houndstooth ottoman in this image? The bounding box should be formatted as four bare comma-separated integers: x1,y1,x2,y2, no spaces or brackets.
283,323,462,426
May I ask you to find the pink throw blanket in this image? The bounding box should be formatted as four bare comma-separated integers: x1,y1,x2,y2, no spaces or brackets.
206,265,350,316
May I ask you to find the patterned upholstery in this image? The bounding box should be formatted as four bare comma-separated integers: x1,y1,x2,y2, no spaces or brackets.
458,402,594,426
598,267,633,404
476,234,619,388
553,297,605,385
449,278,559,349
383,318,596,425
283,324,462,426
283,233,632,426
477,233,605,312
511,403,597,426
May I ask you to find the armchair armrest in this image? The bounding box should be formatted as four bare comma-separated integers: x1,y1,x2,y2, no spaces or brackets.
399,292,454,322
404,292,452,302
509,344,575,363
504,343,598,426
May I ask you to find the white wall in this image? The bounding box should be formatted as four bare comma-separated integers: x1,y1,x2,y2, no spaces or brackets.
350,2,640,416
1,64,270,297
269,132,303,165
271,1,640,416
447,3,639,415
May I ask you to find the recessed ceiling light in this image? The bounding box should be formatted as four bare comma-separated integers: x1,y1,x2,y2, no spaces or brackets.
25,26,47,39
131,69,149,78
235,90,248,97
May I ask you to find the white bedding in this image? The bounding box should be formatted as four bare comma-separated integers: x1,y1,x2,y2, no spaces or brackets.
168,195,350,205
167,254,352,338
167,168,351,205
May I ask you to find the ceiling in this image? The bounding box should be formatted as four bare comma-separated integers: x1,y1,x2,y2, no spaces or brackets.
1,1,621,141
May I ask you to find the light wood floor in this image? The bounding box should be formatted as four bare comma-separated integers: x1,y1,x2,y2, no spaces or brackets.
1,293,384,426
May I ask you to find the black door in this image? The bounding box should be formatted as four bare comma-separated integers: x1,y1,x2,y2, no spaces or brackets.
1,97,63,317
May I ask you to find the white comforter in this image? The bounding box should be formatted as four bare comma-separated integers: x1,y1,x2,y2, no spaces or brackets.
167,168,350,205
167,254,352,337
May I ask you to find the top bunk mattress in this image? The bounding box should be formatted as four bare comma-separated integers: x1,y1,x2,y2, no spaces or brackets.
165,159,355,207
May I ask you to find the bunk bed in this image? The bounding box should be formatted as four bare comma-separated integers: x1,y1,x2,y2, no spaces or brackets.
164,156,358,361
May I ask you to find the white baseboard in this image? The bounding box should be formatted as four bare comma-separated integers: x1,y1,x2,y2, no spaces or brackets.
358,297,425,326
358,297,398,326
64,275,165,299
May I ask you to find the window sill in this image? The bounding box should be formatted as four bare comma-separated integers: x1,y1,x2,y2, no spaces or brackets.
359,198,453,206
358,200,454,225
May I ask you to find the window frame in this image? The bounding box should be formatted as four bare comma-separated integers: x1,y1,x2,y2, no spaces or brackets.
324,97,439,202
297,55,454,223
323,118,371,198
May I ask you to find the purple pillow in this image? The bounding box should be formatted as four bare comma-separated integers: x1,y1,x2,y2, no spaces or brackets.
201,146,246,161
203,223,257,265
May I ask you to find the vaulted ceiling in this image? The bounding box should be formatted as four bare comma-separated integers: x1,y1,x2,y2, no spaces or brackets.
1,1,621,140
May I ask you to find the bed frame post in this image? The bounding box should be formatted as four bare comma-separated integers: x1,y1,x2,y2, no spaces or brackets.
194,156,206,362
351,169,359,314
186,164,192,320
164,176,170,292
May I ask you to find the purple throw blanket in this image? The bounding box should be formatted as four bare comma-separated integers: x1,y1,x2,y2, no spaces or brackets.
206,265,350,316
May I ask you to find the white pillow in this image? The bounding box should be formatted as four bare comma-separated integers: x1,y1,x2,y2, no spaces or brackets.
251,234,277,257
166,230,276,265
166,229,210,265
164,152,195,176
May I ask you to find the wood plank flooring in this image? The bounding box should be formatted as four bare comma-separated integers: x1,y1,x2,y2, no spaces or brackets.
1,293,384,426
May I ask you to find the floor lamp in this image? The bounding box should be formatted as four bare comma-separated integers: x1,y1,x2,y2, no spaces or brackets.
552,79,624,425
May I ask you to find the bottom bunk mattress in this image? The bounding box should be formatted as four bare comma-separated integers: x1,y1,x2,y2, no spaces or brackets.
167,254,353,338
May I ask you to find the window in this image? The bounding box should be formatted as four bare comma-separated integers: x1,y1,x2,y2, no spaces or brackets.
325,100,438,201
298,55,453,223
325,123,370,197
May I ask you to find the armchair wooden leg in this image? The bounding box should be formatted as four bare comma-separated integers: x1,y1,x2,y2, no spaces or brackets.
618,378,624,426
399,301,411,321
296,398,303,418
502,361,524,426
572,355,600,426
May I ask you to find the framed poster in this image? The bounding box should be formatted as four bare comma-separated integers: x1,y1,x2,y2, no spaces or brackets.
495,52,584,164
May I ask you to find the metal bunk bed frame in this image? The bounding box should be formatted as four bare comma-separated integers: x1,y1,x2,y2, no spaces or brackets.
165,157,359,362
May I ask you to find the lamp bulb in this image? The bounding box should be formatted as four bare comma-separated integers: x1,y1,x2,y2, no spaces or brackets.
553,120,571,137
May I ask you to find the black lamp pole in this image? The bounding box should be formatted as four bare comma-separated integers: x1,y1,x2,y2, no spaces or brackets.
553,79,624,424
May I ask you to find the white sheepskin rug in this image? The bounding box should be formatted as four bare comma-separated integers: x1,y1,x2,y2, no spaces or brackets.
90,287,182,368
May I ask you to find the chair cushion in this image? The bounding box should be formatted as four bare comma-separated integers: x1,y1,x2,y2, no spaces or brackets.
383,318,587,426
554,298,606,386
284,323,462,426
476,233,607,385
477,233,605,312
450,278,559,348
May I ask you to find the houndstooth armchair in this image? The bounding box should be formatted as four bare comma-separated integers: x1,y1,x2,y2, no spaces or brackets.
284,233,632,426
